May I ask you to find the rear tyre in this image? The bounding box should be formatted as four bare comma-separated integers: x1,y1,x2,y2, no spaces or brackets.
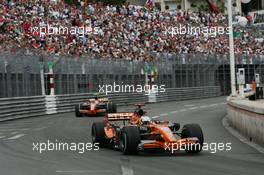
97,111,106,116
75,104,82,117
91,122,109,147
181,124,204,153
120,126,140,155
106,102,117,113
112,103,117,113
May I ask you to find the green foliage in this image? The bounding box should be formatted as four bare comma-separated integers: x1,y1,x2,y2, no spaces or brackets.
216,0,226,13
197,0,226,13
64,0,80,6
198,4,209,12
191,3,197,8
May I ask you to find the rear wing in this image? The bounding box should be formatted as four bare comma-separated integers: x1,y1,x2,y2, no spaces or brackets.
99,98,109,102
107,113,134,121
134,103,145,108
89,98,108,102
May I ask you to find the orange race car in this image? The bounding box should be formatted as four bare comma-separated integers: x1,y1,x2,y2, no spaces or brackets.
75,96,117,117
91,104,204,155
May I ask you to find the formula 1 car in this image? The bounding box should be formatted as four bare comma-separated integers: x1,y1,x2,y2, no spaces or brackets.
91,104,204,154
75,97,117,117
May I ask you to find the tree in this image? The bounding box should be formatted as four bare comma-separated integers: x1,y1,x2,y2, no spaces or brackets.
64,0,80,6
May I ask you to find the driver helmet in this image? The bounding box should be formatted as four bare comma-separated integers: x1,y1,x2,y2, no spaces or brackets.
141,116,151,124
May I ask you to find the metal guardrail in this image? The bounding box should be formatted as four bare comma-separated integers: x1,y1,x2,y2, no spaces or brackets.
0,86,221,121
0,96,46,121
156,86,221,102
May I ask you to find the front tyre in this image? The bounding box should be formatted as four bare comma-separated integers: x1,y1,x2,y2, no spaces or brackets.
75,104,82,117
181,124,204,153
120,126,140,155
91,122,109,147
106,102,117,113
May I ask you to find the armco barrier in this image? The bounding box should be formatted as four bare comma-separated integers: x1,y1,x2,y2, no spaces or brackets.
0,86,221,121
156,86,221,102
0,96,46,121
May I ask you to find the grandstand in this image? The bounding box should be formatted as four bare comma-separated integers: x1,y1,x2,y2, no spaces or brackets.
0,0,263,60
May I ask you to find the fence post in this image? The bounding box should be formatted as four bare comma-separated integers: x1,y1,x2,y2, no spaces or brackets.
40,63,45,96
48,62,55,95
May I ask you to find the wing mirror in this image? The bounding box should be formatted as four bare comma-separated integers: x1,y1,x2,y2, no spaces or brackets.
172,123,180,132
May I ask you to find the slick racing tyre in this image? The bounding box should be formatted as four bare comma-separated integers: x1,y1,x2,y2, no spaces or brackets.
181,124,204,153
91,122,109,147
120,126,140,155
75,104,82,117
106,102,117,113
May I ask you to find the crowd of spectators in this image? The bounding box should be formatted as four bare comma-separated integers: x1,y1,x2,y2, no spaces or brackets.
0,0,263,61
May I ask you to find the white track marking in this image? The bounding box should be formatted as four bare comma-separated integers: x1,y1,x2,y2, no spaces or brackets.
0,127,46,132
0,127,45,132
159,102,226,117
6,134,25,140
184,104,195,107
121,165,134,175
33,127,47,131
11,132,19,135
120,159,134,175
0,136,5,139
189,107,198,110
152,116,160,119
179,109,187,112
56,170,112,173
0,128,30,131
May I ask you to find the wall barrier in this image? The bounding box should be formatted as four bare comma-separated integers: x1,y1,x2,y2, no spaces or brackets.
0,86,221,121
0,96,46,122
227,97,264,147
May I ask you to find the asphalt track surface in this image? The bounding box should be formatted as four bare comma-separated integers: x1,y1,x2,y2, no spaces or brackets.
0,96,263,175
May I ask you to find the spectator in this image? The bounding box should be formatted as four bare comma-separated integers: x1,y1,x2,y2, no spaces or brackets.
0,0,263,61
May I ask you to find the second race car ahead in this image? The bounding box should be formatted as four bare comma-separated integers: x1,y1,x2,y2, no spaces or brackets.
75,96,117,117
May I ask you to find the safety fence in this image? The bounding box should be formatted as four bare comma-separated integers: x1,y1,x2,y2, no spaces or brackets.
0,86,220,121
1,52,264,98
